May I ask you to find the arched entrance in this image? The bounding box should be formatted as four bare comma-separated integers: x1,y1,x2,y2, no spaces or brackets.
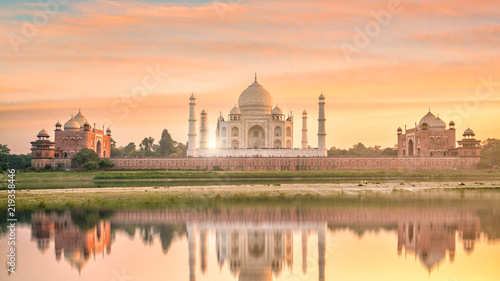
248,125,265,149
408,139,414,156
231,140,239,149
96,140,102,156
274,139,282,148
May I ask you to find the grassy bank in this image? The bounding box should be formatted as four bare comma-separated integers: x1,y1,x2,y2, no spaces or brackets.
3,169,500,183
3,184,500,210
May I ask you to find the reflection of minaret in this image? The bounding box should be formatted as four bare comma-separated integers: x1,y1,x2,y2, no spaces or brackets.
200,110,208,150
301,110,308,149
187,222,196,281
302,230,308,274
187,94,197,157
200,230,207,274
318,225,326,281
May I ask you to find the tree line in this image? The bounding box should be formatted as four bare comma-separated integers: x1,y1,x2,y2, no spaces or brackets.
328,143,398,157
111,129,187,158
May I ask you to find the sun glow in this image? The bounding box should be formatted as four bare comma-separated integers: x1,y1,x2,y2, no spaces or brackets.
209,140,217,149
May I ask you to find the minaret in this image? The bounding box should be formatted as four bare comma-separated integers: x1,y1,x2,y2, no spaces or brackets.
200,110,208,149
187,94,197,157
318,93,327,154
302,110,308,149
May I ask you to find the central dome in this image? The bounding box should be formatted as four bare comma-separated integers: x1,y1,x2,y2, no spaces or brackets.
238,77,273,115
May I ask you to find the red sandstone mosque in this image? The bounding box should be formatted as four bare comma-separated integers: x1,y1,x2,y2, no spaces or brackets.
30,110,111,168
397,110,481,158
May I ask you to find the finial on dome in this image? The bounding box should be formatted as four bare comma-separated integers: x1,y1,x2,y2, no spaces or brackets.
255,72,257,82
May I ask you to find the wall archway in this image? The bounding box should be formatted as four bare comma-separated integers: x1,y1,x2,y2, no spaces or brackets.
274,139,282,148
97,140,102,156
231,140,239,149
274,126,282,137
286,140,292,148
231,127,239,137
248,125,265,149
408,139,414,156
286,127,292,137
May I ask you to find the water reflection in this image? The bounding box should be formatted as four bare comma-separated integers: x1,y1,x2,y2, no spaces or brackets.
24,207,499,280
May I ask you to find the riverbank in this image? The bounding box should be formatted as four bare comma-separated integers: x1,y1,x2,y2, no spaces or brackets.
3,181,500,210
2,169,500,183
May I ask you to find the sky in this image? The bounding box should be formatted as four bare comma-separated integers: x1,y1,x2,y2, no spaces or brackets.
1,0,500,154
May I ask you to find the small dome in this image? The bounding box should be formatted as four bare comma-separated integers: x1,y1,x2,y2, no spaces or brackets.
64,116,81,131
37,129,50,137
449,120,455,126
230,106,241,115
238,77,273,115
463,128,475,136
272,106,283,115
397,127,402,131
418,110,436,128
201,109,207,115
55,121,61,127
431,116,446,128
74,110,88,127
106,127,111,132
302,109,307,115
319,93,325,100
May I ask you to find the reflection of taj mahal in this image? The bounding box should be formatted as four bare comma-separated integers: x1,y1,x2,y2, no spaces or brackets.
187,75,328,157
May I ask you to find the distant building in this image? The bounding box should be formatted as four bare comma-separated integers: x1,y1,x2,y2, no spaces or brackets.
397,111,481,157
30,110,111,168
187,75,327,157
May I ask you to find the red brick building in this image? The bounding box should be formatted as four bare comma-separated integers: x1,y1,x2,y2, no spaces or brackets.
397,111,481,158
31,110,111,168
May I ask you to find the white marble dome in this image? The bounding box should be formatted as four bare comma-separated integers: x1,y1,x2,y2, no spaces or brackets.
238,78,273,115
230,106,241,115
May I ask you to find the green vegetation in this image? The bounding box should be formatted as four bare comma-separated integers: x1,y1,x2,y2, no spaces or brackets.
3,186,500,210
328,142,397,156
2,169,500,184
111,129,187,157
83,161,100,170
0,144,31,171
478,138,500,169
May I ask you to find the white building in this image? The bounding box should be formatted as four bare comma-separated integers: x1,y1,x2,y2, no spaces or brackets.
187,75,327,157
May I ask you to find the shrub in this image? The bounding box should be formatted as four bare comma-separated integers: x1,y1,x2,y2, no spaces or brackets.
83,161,100,171
44,164,52,170
98,159,115,169
72,149,99,168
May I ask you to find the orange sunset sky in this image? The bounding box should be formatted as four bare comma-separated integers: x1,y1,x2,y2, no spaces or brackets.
1,0,500,154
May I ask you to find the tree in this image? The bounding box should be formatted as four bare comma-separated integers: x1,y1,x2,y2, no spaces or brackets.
158,129,175,156
83,161,99,170
0,144,11,171
71,148,99,167
110,138,117,148
140,137,154,152
478,138,500,169
98,159,115,169
123,142,137,156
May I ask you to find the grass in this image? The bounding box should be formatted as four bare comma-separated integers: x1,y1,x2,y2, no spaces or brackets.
3,169,500,183
3,186,500,211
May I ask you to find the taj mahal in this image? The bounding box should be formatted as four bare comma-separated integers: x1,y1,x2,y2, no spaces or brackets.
187,74,328,157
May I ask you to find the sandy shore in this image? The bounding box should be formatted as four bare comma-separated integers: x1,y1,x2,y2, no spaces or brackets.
23,180,500,196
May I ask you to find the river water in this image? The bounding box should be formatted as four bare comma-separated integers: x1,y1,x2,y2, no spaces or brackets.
1,191,499,281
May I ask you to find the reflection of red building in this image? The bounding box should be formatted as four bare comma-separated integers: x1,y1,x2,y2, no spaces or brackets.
397,214,481,272
31,211,112,273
